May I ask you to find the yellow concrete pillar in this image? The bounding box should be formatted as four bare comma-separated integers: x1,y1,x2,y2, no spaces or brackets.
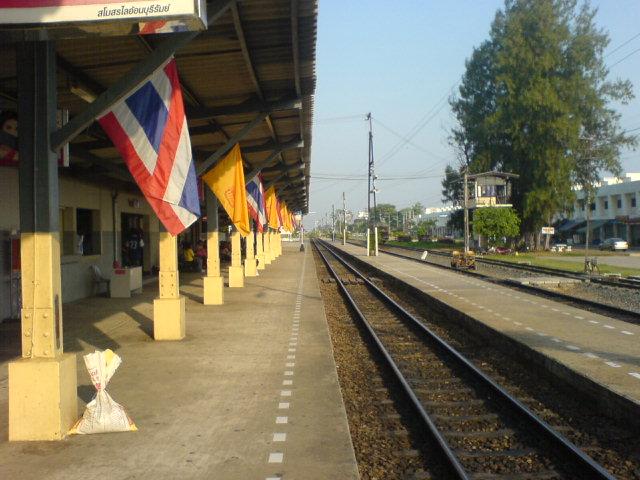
275,232,282,257
229,230,244,287
204,230,224,305
264,230,273,264
9,42,77,441
9,232,78,441
153,232,185,340
256,230,266,270
244,230,257,277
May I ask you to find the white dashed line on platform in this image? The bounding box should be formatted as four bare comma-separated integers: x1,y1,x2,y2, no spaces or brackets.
589,320,599,324
280,390,292,396
584,352,599,359
273,432,287,442
630,373,640,380
275,416,288,424
574,316,584,320
282,380,293,386
268,453,284,463
551,338,562,343
621,331,634,335
603,325,615,329
605,361,621,368
566,345,580,351
278,402,290,409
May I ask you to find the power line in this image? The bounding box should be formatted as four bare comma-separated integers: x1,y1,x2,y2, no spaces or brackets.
376,87,455,168
608,46,640,69
372,117,452,162
313,113,366,124
605,32,640,58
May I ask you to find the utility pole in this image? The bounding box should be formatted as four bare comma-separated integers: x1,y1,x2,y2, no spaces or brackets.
342,192,347,245
366,112,377,228
331,204,336,242
463,167,470,255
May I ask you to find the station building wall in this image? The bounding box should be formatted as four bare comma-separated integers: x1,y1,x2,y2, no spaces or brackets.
0,166,159,309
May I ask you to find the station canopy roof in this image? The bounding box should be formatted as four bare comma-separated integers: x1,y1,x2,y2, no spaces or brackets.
0,0,317,214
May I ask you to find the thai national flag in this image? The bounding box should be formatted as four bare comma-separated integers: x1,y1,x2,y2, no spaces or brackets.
139,21,189,35
98,58,200,235
246,174,267,232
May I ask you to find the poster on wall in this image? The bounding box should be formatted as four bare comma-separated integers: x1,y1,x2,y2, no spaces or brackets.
0,0,207,35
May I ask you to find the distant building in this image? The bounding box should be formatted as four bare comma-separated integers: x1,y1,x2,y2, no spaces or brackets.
355,210,369,220
559,173,640,246
423,206,461,238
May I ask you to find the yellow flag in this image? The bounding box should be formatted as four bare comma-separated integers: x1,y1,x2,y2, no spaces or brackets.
279,202,289,232
202,144,250,236
283,203,293,232
265,186,280,230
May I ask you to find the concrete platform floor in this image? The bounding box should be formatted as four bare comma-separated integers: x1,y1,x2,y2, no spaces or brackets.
333,242,640,409
0,243,359,480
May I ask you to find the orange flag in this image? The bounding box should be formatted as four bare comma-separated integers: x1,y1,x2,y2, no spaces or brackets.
265,186,280,230
202,144,250,236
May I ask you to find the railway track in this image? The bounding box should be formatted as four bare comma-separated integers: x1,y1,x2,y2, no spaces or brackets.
314,238,618,480
346,240,640,323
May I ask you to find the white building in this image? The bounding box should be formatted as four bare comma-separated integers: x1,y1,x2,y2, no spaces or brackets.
559,173,640,246
423,206,461,237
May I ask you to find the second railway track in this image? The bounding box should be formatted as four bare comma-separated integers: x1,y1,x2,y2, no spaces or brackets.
348,240,640,323
314,238,627,480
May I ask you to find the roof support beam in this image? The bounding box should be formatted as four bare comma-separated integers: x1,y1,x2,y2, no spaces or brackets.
187,97,301,122
231,2,284,165
244,139,303,180
264,172,287,190
196,111,267,175
51,0,234,150
69,145,132,182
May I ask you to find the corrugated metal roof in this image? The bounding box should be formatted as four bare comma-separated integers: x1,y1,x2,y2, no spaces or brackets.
0,0,317,213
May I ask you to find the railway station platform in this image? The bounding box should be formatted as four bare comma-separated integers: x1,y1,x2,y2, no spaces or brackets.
331,241,640,423
0,243,358,480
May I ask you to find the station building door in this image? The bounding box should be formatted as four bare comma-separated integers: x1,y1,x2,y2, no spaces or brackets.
121,213,151,271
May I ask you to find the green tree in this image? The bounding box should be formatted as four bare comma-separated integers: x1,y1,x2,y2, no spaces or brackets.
441,165,464,205
411,202,425,217
416,219,437,238
450,0,636,247
473,207,521,245
374,203,397,226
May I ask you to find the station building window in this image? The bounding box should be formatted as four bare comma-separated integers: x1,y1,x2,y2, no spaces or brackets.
604,200,608,210
633,197,637,208
617,198,622,209
76,208,101,256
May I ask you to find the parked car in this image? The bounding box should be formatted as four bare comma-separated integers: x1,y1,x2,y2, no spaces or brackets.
599,238,628,251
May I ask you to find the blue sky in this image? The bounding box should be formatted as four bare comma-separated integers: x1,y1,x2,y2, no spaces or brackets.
307,0,640,227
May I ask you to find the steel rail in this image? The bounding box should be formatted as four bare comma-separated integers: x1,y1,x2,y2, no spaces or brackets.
316,239,617,480
313,240,471,479
355,241,640,323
